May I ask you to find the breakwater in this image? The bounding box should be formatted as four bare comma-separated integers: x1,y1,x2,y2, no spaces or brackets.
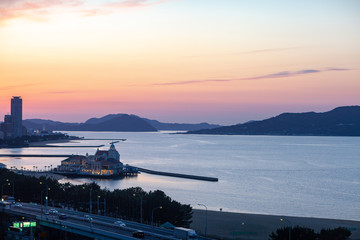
29,145,104,148
0,154,73,157
137,167,218,182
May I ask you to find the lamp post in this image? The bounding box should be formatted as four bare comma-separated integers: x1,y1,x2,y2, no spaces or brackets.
83,186,92,215
10,180,14,197
198,203,208,237
151,206,162,226
280,218,291,240
46,185,50,210
1,183,4,201
133,193,143,224
90,188,92,215
97,195,100,215
104,198,106,216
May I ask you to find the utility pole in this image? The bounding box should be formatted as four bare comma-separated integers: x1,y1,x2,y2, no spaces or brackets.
46,184,49,210
97,195,100,215
104,198,106,216
89,188,92,215
12,180,14,197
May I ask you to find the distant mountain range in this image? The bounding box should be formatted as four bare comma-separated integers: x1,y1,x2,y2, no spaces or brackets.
187,106,360,136
23,114,221,132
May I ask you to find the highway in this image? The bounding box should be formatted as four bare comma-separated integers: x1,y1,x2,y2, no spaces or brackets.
6,203,179,240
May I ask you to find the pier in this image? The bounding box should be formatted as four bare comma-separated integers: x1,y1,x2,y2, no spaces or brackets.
137,167,218,182
0,154,74,158
28,145,105,148
82,138,126,141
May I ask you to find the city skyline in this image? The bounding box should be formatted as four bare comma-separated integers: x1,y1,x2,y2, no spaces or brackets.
1,0,359,124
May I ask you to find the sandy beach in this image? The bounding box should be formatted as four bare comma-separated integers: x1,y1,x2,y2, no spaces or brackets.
191,209,360,240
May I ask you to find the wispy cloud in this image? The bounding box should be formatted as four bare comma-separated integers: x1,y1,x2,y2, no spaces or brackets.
105,0,172,8
0,0,174,21
0,82,42,91
326,67,351,71
153,68,350,86
185,46,307,59
43,90,79,94
0,0,83,21
242,46,304,55
80,0,175,17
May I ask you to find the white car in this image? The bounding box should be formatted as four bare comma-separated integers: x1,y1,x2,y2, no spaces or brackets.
84,215,93,222
13,203,22,207
49,209,58,214
114,220,126,227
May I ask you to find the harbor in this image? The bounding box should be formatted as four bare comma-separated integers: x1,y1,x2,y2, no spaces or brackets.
0,143,218,182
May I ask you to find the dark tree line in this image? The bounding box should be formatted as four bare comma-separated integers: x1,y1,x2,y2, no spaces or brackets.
0,168,192,227
0,133,76,147
269,226,352,240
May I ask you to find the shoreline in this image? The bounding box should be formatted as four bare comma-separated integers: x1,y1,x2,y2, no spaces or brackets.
191,209,360,240
21,171,65,181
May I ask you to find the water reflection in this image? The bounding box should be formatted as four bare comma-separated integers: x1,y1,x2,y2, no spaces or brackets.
1,131,359,221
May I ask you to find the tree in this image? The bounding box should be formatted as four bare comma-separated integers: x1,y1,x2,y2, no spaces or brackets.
318,227,351,240
269,226,352,240
269,226,317,240
0,168,193,227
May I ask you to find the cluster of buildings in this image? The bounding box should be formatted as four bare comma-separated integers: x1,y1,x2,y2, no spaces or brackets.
56,142,137,177
0,97,25,139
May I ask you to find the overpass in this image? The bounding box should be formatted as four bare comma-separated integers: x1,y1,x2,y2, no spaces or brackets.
1,203,211,240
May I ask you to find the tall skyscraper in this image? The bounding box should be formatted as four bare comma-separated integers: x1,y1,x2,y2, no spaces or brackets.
11,96,22,137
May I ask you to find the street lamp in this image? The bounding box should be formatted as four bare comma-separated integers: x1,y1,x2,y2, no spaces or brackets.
97,195,100,214
1,183,5,201
133,193,143,224
46,186,50,210
198,203,208,237
104,197,106,216
280,218,292,240
83,186,92,215
151,206,162,226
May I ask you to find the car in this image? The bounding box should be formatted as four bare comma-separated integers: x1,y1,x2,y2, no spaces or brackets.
59,214,67,220
49,209,58,214
84,215,93,222
114,220,126,227
132,230,145,239
13,203,22,207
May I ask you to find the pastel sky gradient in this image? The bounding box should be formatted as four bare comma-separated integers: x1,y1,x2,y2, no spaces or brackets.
1,0,359,124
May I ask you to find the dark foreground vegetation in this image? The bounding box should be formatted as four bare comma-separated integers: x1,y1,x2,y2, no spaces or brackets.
0,168,192,227
269,226,351,240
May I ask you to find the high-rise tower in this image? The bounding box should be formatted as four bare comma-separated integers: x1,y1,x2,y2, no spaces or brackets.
11,96,22,137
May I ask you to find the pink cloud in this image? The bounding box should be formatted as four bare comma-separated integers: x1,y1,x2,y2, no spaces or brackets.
105,0,173,8
80,0,174,17
0,0,174,20
152,68,350,86
0,0,83,21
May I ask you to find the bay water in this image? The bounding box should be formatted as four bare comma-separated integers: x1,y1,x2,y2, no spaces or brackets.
0,131,359,221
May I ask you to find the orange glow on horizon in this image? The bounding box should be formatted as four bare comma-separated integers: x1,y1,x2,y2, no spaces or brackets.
1,1,359,124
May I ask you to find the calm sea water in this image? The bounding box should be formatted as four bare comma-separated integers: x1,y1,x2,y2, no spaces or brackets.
1,131,359,221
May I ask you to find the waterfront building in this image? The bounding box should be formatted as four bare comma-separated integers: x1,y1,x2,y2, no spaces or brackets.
58,143,125,177
1,115,13,139
11,97,22,138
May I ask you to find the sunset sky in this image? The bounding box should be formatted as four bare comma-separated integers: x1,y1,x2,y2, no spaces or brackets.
1,0,359,125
